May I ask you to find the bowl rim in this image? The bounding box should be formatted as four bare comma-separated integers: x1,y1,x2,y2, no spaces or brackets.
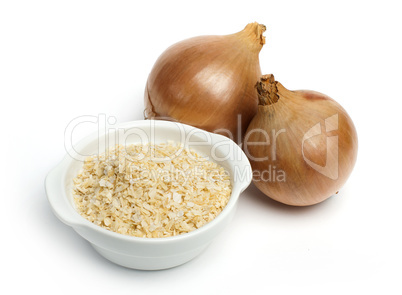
46,119,252,244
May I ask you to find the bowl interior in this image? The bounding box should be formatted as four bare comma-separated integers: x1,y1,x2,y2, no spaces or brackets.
63,120,251,219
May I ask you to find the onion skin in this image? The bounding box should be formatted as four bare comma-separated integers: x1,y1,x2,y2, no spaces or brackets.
144,23,266,143
245,75,358,206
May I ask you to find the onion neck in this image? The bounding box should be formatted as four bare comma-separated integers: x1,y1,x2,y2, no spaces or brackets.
256,74,280,106
235,22,266,52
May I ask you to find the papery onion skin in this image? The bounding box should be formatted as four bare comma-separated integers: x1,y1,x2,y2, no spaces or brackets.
245,75,358,206
144,23,266,143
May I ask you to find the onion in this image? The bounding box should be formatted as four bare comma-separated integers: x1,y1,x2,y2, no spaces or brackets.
144,22,266,143
245,75,358,206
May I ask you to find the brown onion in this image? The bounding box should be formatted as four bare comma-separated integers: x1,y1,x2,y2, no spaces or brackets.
245,75,358,206
144,22,266,143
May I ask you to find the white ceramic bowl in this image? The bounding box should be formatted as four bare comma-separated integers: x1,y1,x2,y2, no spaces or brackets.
46,120,252,270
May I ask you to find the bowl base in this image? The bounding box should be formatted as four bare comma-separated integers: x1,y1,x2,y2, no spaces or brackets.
91,243,209,270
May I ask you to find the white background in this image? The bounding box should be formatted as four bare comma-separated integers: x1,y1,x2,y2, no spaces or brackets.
1,0,401,294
